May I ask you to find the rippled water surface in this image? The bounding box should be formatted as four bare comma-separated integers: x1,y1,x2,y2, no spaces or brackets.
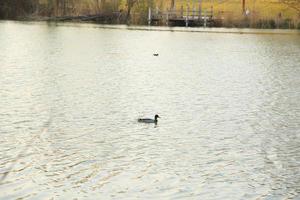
0,21,300,199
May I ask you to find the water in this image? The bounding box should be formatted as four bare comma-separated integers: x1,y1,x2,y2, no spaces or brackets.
0,21,300,199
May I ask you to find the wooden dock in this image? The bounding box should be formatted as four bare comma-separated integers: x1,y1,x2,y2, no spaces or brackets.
148,6,214,27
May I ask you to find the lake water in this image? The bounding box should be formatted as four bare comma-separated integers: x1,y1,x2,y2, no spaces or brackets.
0,21,299,199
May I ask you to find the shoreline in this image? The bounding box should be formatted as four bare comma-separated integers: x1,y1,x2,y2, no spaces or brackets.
1,19,300,35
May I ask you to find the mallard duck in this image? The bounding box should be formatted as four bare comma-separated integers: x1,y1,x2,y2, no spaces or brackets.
138,115,160,123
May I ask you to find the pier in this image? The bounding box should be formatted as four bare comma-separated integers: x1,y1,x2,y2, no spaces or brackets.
148,1,214,27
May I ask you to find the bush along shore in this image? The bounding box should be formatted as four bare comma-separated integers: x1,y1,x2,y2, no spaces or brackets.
0,0,300,29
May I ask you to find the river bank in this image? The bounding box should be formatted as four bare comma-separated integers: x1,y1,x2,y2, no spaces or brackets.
1,0,300,29
1,20,300,35
4,14,300,30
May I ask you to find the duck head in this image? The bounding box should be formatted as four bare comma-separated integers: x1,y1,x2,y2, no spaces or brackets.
155,115,160,121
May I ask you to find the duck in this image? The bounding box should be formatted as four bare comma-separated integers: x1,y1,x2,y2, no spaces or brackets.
138,115,160,124
153,53,159,56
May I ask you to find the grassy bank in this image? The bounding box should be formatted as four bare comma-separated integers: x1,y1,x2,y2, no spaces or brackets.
1,0,299,28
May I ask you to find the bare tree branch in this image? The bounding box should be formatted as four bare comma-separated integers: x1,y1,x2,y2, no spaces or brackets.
279,0,300,13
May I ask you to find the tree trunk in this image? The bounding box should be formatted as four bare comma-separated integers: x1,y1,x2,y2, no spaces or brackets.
171,0,175,10
95,0,100,13
126,4,131,24
126,0,136,24
101,0,106,11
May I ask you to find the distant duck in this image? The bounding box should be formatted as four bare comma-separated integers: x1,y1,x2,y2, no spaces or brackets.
138,115,160,124
153,53,159,56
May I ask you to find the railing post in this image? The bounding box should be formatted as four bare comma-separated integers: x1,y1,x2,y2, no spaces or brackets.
193,7,196,19
148,7,152,26
181,5,184,18
166,10,169,26
204,10,207,27
199,0,202,22
193,0,195,19
186,5,189,27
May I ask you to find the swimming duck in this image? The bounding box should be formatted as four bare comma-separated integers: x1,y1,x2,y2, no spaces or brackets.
138,115,160,123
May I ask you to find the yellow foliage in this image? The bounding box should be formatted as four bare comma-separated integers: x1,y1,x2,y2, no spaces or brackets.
37,0,299,19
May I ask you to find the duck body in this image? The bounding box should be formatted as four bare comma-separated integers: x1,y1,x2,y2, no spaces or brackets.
138,118,156,123
153,53,159,56
138,115,160,124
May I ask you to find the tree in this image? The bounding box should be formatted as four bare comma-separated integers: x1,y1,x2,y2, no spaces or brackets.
279,0,300,14
171,0,175,10
126,0,138,23
94,0,101,13
101,0,106,11
0,0,37,19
